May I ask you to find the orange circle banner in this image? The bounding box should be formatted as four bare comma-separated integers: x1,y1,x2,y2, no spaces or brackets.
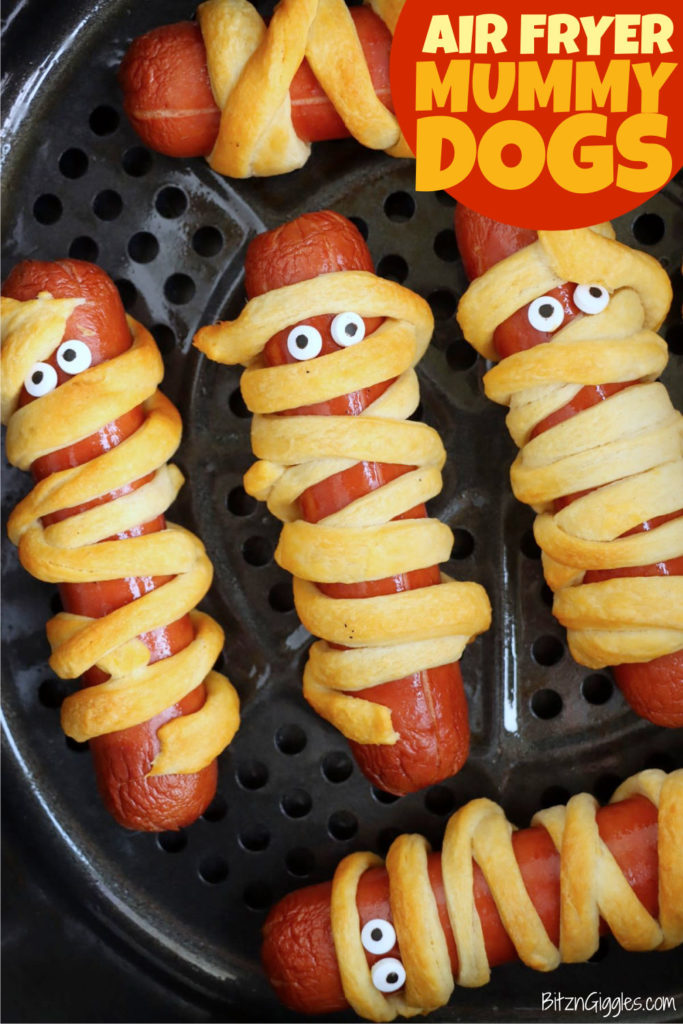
391,0,683,227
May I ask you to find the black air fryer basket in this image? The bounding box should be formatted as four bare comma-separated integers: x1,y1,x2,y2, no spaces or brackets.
2,1,683,1021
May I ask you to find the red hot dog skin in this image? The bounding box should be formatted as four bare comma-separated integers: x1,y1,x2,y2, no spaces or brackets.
194,211,491,794
1,259,239,831
118,0,407,177
262,769,682,1019
454,207,683,727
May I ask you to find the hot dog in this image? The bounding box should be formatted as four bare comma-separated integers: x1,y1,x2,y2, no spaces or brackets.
194,210,491,794
118,0,409,177
261,768,683,1020
454,210,683,727
1,259,239,830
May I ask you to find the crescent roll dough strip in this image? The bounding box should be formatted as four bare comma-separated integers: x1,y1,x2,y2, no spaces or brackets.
197,0,408,178
1,296,239,775
194,271,490,746
329,769,682,1022
456,226,682,669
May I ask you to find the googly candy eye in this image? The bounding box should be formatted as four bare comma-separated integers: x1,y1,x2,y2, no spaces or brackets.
331,312,365,347
527,295,565,333
56,339,93,374
573,284,609,315
371,957,406,994
361,918,396,955
24,362,58,397
287,324,323,361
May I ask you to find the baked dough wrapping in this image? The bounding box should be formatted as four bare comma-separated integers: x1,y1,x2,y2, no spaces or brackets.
1,293,239,776
197,0,410,177
330,768,683,1022
457,226,682,669
195,270,491,746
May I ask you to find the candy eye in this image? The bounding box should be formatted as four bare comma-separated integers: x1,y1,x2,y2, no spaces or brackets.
24,362,58,397
287,324,323,361
361,919,396,955
331,312,365,347
371,957,406,994
573,284,609,315
56,339,92,374
527,295,565,333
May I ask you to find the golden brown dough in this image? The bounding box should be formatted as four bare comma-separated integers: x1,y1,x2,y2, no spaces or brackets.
1,293,239,775
197,0,409,176
330,768,683,1021
195,269,491,746
457,226,682,669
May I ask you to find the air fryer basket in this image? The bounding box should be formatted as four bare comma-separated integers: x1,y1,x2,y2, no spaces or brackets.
2,1,682,1020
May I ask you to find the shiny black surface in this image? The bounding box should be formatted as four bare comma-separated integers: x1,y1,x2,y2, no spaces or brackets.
2,1,683,1020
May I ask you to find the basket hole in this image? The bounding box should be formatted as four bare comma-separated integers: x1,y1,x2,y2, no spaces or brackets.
243,881,273,911
328,810,358,840
59,148,88,179
236,760,269,790
377,827,402,856
593,773,622,804
321,751,353,783
157,830,187,853
65,736,89,753
156,186,187,218
632,212,665,245
589,935,610,963
115,279,137,311
384,191,415,222
532,635,564,666
531,688,563,719
427,289,457,321
33,194,62,225
520,529,541,558
281,789,312,818
539,785,570,808
666,324,683,355
377,254,408,284
202,794,227,823
581,673,613,705
540,583,554,608
164,273,195,305
198,855,229,884
451,528,475,559
227,485,256,516
122,146,153,176
434,190,456,207
433,228,459,262
644,751,676,772
151,324,176,356
128,231,159,264
239,824,270,852
275,723,307,755
286,847,315,876
89,104,119,135
372,786,401,804
38,678,69,709
269,581,294,613
93,189,122,221
242,535,273,567
49,592,62,614
348,216,369,240
446,337,477,370
68,236,98,262
425,786,455,815
193,225,223,257
228,387,251,418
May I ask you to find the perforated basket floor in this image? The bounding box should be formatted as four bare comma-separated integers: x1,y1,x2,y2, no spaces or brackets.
2,1,683,1021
